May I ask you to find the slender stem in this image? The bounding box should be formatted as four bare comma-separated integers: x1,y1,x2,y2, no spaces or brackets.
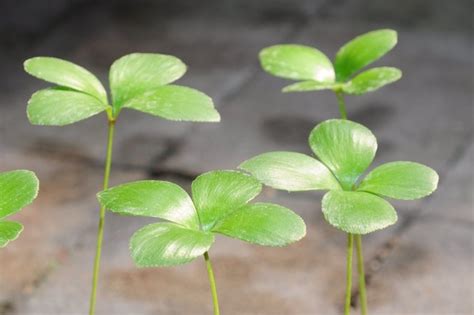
355,234,368,315
335,91,348,120
204,251,220,315
344,233,354,315
89,120,116,315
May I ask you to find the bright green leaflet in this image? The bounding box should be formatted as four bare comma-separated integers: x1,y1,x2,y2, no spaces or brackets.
27,88,109,126
124,85,220,122
213,203,306,246
259,44,335,82
0,170,39,248
239,151,341,191
97,180,199,229
343,67,402,95
130,222,214,267
0,223,28,248
358,161,439,200
109,53,186,110
309,119,377,190
24,57,107,103
335,29,398,82
283,81,336,93
191,170,261,231
0,170,39,219
322,191,397,234
0,221,24,248
98,170,306,266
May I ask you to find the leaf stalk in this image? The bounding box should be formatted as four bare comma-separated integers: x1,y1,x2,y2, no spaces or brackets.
345,233,354,315
204,251,220,315
356,234,368,315
89,119,116,315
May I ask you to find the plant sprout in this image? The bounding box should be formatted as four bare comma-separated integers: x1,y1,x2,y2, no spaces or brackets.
24,53,220,314
240,119,438,314
259,29,401,118
0,170,39,248
255,29,413,314
97,170,306,314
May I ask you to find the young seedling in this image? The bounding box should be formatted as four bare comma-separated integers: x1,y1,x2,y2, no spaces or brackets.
0,170,39,248
24,53,220,314
259,29,401,118
97,170,306,314
240,119,438,315
256,29,408,314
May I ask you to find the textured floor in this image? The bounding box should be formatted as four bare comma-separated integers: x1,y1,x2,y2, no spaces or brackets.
0,1,472,314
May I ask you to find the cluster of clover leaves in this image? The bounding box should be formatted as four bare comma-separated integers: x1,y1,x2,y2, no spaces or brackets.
23,53,222,315
19,29,440,315
0,170,39,248
240,29,439,315
23,53,306,315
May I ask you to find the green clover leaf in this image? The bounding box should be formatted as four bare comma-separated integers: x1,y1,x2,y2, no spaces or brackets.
98,170,306,267
24,53,220,125
259,44,335,82
0,170,39,248
240,119,438,234
259,29,400,96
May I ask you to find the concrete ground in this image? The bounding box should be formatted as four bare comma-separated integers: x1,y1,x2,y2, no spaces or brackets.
0,1,472,314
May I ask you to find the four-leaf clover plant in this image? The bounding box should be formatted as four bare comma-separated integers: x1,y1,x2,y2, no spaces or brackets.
240,119,438,314
98,170,306,315
24,53,220,315
0,170,39,248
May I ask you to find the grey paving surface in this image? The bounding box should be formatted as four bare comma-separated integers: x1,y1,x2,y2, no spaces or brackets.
0,1,472,314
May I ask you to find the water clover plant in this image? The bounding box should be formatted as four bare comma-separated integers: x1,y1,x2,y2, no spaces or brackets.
24,53,220,314
97,170,306,314
0,170,39,248
240,119,438,314
259,29,401,118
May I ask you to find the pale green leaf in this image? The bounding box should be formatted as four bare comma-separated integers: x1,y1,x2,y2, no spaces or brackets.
213,203,306,246
24,57,107,103
322,191,397,234
282,80,336,93
27,88,109,126
343,67,402,95
358,161,439,200
0,221,24,248
109,53,186,109
309,119,377,190
239,151,341,192
259,44,335,82
0,170,39,219
124,85,220,122
130,222,214,267
191,170,261,230
335,29,398,81
98,180,200,229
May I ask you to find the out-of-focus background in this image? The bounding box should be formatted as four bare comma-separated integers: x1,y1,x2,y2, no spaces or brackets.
0,0,472,314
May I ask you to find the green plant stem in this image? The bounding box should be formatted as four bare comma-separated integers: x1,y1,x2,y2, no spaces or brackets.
344,233,354,315
89,120,116,315
204,251,220,315
336,91,348,119
335,89,369,314
356,234,368,315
